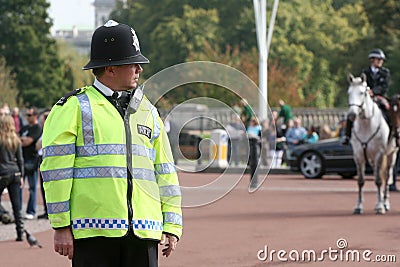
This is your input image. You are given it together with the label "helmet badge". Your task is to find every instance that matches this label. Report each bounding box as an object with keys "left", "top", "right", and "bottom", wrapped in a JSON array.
[
  {"left": 104, "top": 20, "right": 119, "bottom": 27},
  {"left": 131, "top": 28, "right": 140, "bottom": 52}
]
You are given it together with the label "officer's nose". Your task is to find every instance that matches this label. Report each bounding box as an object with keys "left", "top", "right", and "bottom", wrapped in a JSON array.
[{"left": 135, "top": 64, "right": 143, "bottom": 74}]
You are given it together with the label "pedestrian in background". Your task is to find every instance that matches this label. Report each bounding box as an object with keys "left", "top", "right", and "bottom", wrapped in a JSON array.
[
  {"left": 35, "top": 109, "right": 51, "bottom": 219},
  {"left": 241, "top": 98, "right": 253, "bottom": 127},
  {"left": 20, "top": 107, "right": 42, "bottom": 220},
  {"left": 0, "top": 115, "right": 24, "bottom": 241},
  {"left": 332, "top": 117, "right": 346, "bottom": 138},
  {"left": 260, "top": 119, "right": 270, "bottom": 166},
  {"left": 226, "top": 114, "right": 245, "bottom": 166},
  {"left": 41, "top": 20, "right": 182, "bottom": 267},
  {"left": 285, "top": 118, "right": 307, "bottom": 150},
  {"left": 303, "top": 125, "right": 319, "bottom": 144},
  {"left": 278, "top": 99, "right": 293, "bottom": 130},
  {"left": 11, "top": 107, "right": 24, "bottom": 135}
]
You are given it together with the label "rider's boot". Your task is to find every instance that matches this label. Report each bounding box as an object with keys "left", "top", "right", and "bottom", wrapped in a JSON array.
[
  {"left": 391, "top": 125, "right": 399, "bottom": 147},
  {"left": 383, "top": 108, "right": 399, "bottom": 147},
  {"left": 341, "top": 118, "right": 353, "bottom": 145}
]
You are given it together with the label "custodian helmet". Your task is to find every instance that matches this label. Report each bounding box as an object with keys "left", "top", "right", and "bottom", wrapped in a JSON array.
[
  {"left": 83, "top": 20, "right": 149, "bottom": 70},
  {"left": 368, "top": 48, "right": 386, "bottom": 60}
]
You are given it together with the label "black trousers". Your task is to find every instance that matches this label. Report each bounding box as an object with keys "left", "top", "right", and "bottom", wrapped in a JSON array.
[
  {"left": 73, "top": 231, "right": 158, "bottom": 267},
  {"left": 0, "top": 174, "right": 24, "bottom": 235}
]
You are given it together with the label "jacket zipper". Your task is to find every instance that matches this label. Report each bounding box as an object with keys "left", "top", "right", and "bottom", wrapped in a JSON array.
[{"left": 123, "top": 110, "right": 134, "bottom": 233}]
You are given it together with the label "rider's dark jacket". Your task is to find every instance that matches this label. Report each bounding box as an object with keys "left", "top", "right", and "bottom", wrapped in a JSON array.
[{"left": 362, "top": 66, "right": 391, "bottom": 97}]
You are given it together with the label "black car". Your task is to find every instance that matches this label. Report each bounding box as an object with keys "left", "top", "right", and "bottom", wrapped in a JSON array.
[{"left": 286, "top": 138, "right": 366, "bottom": 179}]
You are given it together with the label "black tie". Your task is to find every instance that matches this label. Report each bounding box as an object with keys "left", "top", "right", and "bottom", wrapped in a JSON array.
[
  {"left": 111, "top": 91, "right": 130, "bottom": 117},
  {"left": 111, "top": 92, "right": 124, "bottom": 117}
]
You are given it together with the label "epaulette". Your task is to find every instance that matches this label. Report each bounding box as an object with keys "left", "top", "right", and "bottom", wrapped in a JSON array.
[{"left": 56, "top": 88, "right": 82, "bottom": 106}]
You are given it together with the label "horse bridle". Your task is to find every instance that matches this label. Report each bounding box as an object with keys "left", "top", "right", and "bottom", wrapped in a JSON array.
[
  {"left": 348, "top": 83, "right": 375, "bottom": 120},
  {"left": 349, "top": 82, "right": 381, "bottom": 163}
]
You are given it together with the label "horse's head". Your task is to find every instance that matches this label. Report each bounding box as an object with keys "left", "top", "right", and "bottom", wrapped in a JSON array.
[{"left": 347, "top": 73, "right": 369, "bottom": 121}]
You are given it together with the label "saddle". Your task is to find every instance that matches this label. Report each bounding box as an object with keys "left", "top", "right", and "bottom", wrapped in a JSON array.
[
  {"left": 374, "top": 95, "right": 390, "bottom": 111},
  {"left": 375, "top": 95, "right": 400, "bottom": 146}
]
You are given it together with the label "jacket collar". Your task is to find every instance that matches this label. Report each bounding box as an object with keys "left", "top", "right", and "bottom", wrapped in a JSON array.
[{"left": 93, "top": 78, "right": 121, "bottom": 98}]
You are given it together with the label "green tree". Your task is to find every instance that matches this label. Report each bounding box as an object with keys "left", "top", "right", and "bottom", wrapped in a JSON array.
[
  {"left": 362, "top": 0, "right": 400, "bottom": 95},
  {"left": 110, "top": 0, "right": 399, "bottom": 108},
  {"left": 56, "top": 40, "right": 94, "bottom": 89},
  {"left": 0, "top": 57, "right": 19, "bottom": 108},
  {"left": 270, "top": 0, "right": 370, "bottom": 107},
  {"left": 0, "top": 0, "right": 72, "bottom": 108}
]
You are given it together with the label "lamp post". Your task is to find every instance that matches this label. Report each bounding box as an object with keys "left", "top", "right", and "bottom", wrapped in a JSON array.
[{"left": 253, "top": 0, "right": 279, "bottom": 120}]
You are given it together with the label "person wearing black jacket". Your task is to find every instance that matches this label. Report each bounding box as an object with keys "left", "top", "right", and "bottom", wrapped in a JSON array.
[
  {"left": 342, "top": 48, "right": 393, "bottom": 145},
  {"left": 0, "top": 115, "right": 25, "bottom": 241}
]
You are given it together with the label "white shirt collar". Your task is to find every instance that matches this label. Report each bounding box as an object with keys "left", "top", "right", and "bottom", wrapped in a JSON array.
[
  {"left": 370, "top": 66, "right": 379, "bottom": 74},
  {"left": 93, "top": 78, "right": 121, "bottom": 97}
]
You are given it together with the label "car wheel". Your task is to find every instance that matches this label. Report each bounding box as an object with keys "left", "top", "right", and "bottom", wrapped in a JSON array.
[
  {"left": 299, "top": 151, "right": 324, "bottom": 179},
  {"left": 338, "top": 172, "right": 356, "bottom": 179}
]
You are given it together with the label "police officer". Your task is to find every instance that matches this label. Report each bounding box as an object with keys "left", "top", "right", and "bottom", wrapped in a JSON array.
[
  {"left": 342, "top": 48, "right": 392, "bottom": 145},
  {"left": 40, "top": 20, "right": 182, "bottom": 267}
]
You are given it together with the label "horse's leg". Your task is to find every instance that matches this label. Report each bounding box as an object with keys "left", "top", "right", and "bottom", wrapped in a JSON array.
[
  {"left": 384, "top": 163, "right": 391, "bottom": 211},
  {"left": 384, "top": 148, "right": 397, "bottom": 211},
  {"left": 354, "top": 163, "right": 365, "bottom": 214},
  {"left": 375, "top": 154, "right": 386, "bottom": 214}
]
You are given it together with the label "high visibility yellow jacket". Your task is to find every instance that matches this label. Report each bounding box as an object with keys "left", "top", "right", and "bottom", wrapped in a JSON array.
[{"left": 40, "top": 86, "right": 182, "bottom": 240}]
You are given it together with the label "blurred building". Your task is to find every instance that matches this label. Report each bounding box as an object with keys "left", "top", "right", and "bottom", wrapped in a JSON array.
[
  {"left": 94, "top": 0, "right": 117, "bottom": 28},
  {"left": 53, "top": 26, "right": 92, "bottom": 54},
  {"left": 52, "top": 0, "right": 124, "bottom": 54}
]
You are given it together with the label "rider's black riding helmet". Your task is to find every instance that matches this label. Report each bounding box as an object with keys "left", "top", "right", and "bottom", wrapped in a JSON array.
[{"left": 368, "top": 48, "right": 386, "bottom": 60}]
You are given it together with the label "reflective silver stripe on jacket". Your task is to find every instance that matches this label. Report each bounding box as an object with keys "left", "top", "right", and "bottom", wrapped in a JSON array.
[
  {"left": 42, "top": 168, "right": 74, "bottom": 182},
  {"left": 163, "top": 212, "right": 183, "bottom": 226},
  {"left": 159, "top": 185, "right": 181, "bottom": 197},
  {"left": 43, "top": 143, "right": 156, "bottom": 161},
  {"left": 149, "top": 104, "right": 160, "bottom": 144},
  {"left": 74, "top": 167, "right": 127, "bottom": 179},
  {"left": 155, "top": 163, "right": 176, "bottom": 175},
  {"left": 132, "top": 144, "right": 156, "bottom": 161},
  {"left": 76, "top": 144, "right": 125, "bottom": 156},
  {"left": 131, "top": 168, "right": 156, "bottom": 182},
  {"left": 42, "top": 166, "right": 158, "bottom": 181},
  {"left": 43, "top": 144, "right": 75, "bottom": 158},
  {"left": 47, "top": 200, "right": 70, "bottom": 214},
  {"left": 77, "top": 93, "right": 95, "bottom": 145}
]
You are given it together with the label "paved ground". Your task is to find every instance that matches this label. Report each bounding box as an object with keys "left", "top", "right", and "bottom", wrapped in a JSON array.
[{"left": 1, "top": 171, "right": 399, "bottom": 267}]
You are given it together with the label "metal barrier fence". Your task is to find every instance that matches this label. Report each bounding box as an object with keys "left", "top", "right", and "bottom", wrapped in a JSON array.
[{"left": 164, "top": 107, "right": 348, "bottom": 131}]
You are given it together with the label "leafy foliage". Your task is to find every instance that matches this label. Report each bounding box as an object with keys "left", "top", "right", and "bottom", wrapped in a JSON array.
[
  {"left": 0, "top": 0, "right": 72, "bottom": 108},
  {"left": 2, "top": 0, "right": 399, "bottom": 109},
  {"left": 0, "top": 57, "right": 19, "bottom": 108},
  {"left": 111, "top": 0, "right": 400, "bottom": 109}
]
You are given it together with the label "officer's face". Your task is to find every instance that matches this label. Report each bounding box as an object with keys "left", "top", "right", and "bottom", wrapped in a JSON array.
[
  {"left": 371, "top": 58, "right": 383, "bottom": 68},
  {"left": 114, "top": 63, "right": 143, "bottom": 90}
]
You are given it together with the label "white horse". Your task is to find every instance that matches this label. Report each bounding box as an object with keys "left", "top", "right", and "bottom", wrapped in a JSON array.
[{"left": 347, "top": 73, "right": 398, "bottom": 214}]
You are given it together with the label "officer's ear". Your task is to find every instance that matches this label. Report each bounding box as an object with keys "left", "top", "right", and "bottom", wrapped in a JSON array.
[{"left": 104, "top": 66, "right": 117, "bottom": 76}]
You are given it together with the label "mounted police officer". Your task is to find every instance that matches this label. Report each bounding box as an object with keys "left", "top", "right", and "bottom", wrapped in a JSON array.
[
  {"left": 342, "top": 48, "right": 394, "bottom": 145},
  {"left": 41, "top": 20, "right": 182, "bottom": 267}
]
